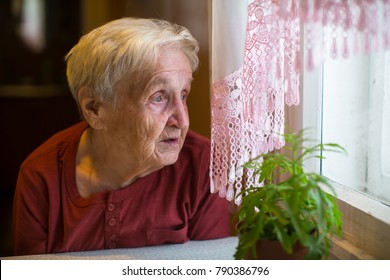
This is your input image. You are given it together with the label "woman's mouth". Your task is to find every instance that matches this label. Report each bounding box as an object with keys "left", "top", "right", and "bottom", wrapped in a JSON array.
[{"left": 161, "top": 138, "right": 179, "bottom": 146}]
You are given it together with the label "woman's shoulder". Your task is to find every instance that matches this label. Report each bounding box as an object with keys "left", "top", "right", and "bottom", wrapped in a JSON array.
[
  {"left": 21, "top": 121, "right": 88, "bottom": 169},
  {"left": 177, "top": 130, "right": 210, "bottom": 168},
  {"left": 183, "top": 130, "right": 210, "bottom": 150}
]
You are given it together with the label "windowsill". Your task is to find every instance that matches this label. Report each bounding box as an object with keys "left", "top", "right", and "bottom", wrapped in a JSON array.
[
  {"left": 332, "top": 182, "right": 390, "bottom": 225},
  {"left": 329, "top": 236, "right": 376, "bottom": 260},
  {"left": 328, "top": 181, "right": 390, "bottom": 259}
]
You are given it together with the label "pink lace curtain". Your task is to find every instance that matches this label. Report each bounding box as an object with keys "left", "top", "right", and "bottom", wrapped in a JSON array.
[{"left": 210, "top": 0, "right": 390, "bottom": 204}]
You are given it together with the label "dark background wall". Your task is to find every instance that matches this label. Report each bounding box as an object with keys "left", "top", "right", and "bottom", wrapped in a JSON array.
[{"left": 0, "top": 0, "right": 210, "bottom": 257}]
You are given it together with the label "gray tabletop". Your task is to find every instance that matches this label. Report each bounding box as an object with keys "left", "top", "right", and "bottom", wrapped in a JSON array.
[{"left": 2, "top": 237, "right": 238, "bottom": 260}]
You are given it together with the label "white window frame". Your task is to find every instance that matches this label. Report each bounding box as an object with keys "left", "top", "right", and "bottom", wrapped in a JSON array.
[{"left": 301, "top": 61, "right": 390, "bottom": 259}]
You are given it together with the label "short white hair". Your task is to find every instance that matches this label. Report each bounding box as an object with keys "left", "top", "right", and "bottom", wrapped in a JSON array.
[{"left": 65, "top": 17, "right": 199, "bottom": 108}]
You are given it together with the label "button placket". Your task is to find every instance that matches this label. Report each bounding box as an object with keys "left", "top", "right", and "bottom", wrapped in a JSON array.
[{"left": 105, "top": 201, "right": 120, "bottom": 249}]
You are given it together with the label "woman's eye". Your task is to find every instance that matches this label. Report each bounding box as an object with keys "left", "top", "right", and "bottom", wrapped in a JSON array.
[
  {"left": 152, "top": 94, "right": 165, "bottom": 103},
  {"left": 181, "top": 91, "right": 189, "bottom": 101}
]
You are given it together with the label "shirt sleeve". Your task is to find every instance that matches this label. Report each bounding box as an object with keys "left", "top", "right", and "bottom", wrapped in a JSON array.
[{"left": 12, "top": 168, "right": 49, "bottom": 255}]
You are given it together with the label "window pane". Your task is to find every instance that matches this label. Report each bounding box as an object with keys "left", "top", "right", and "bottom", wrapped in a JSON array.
[{"left": 322, "top": 52, "right": 390, "bottom": 205}]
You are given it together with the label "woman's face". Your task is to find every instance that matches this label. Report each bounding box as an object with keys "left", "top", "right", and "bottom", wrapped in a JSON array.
[{"left": 97, "top": 47, "right": 193, "bottom": 173}]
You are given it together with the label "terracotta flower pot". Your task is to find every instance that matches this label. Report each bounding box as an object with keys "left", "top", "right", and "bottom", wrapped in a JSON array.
[{"left": 247, "top": 239, "right": 307, "bottom": 260}]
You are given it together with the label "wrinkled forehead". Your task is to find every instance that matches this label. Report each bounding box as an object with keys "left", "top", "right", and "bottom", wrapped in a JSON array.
[{"left": 122, "top": 47, "right": 193, "bottom": 92}]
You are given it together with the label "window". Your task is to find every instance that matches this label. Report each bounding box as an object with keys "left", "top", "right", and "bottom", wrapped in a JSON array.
[
  {"left": 302, "top": 38, "right": 390, "bottom": 259},
  {"left": 322, "top": 52, "right": 390, "bottom": 207}
]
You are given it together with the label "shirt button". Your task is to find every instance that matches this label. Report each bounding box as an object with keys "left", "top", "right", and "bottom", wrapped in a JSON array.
[
  {"left": 108, "top": 242, "right": 117, "bottom": 249},
  {"left": 108, "top": 218, "right": 116, "bottom": 226},
  {"left": 109, "top": 234, "right": 117, "bottom": 241},
  {"left": 107, "top": 203, "right": 115, "bottom": 212}
]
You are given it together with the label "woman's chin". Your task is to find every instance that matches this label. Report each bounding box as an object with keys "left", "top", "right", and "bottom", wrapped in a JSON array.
[{"left": 155, "top": 150, "right": 180, "bottom": 167}]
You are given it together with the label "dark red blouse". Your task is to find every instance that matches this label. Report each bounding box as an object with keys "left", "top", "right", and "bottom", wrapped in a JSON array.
[{"left": 12, "top": 122, "right": 231, "bottom": 255}]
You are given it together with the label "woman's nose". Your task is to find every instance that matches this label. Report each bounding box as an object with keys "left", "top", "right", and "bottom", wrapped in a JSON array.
[{"left": 166, "top": 98, "right": 189, "bottom": 129}]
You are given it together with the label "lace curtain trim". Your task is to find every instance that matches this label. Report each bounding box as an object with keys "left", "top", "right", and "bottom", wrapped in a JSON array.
[{"left": 210, "top": 0, "right": 390, "bottom": 204}]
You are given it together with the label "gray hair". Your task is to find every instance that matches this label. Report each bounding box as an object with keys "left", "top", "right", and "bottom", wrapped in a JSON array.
[{"left": 65, "top": 17, "right": 199, "bottom": 108}]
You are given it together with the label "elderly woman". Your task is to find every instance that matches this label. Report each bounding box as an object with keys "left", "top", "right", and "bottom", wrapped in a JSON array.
[{"left": 12, "top": 18, "right": 231, "bottom": 255}]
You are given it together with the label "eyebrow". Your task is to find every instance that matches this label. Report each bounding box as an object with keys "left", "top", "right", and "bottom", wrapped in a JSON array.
[
  {"left": 145, "top": 76, "right": 194, "bottom": 91},
  {"left": 146, "top": 77, "right": 168, "bottom": 90}
]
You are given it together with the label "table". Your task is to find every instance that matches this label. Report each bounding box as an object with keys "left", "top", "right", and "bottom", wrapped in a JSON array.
[{"left": 1, "top": 237, "right": 238, "bottom": 260}]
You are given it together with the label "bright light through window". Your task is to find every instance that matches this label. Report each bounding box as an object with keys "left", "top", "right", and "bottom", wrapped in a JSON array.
[{"left": 321, "top": 51, "right": 390, "bottom": 206}]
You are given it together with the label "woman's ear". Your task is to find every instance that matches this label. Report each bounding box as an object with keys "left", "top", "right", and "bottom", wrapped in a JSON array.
[{"left": 78, "top": 87, "right": 105, "bottom": 129}]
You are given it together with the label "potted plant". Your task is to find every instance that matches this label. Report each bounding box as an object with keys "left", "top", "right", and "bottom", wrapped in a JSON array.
[{"left": 234, "top": 129, "right": 345, "bottom": 260}]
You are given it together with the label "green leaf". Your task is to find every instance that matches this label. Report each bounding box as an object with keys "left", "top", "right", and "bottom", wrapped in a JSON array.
[{"left": 235, "top": 129, "right": 345, "bottom": 259}]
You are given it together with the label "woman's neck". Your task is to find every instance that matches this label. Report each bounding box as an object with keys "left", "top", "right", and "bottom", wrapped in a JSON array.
[{"left": 76, "top": 128, "right": 138, "bottom": 197}]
